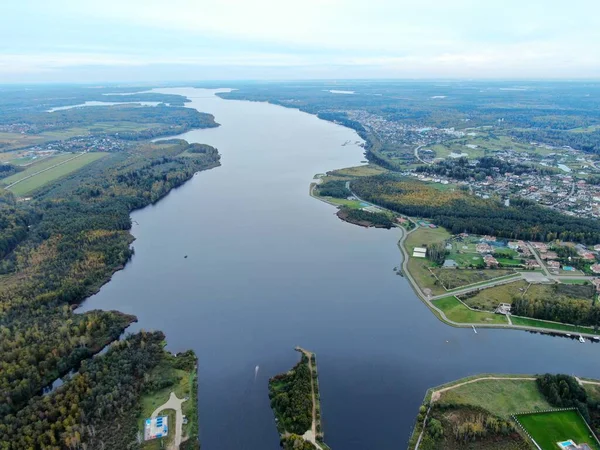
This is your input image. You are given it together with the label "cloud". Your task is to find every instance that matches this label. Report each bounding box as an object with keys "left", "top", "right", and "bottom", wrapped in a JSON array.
[{"left": 1, "top": 0, "right": 599, "bottom": 81}]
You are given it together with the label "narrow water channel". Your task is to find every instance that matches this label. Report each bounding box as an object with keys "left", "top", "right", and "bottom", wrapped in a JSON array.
[{"left": 78, "top": 88, "right": 600, "bottom": 450}]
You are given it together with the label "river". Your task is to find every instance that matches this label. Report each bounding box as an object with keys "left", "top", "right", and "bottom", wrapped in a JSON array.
[{"left": 77, "top": 88, "right": 600, "bottom": 450}]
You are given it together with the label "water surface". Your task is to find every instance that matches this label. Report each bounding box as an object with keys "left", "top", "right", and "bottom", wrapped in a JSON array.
[{"left": 79, "top": 88, "right": 600, "bottom": 450}]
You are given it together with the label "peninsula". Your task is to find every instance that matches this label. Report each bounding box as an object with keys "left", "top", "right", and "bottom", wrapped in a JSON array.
[
  {"left": 269, "top": 348, "right": 330, "bottom": 450},
  {"left": 409, "top": 373, "right": 600, "bottom": 450}
]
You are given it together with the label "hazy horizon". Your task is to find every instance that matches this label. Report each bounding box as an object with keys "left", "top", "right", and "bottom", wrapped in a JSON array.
[{"left": 2, "top": 0, "right": 599, "bottom": 83}]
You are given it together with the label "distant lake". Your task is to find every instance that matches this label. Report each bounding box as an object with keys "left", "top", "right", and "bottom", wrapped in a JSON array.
[
  {"left": 46, "top": 101, "right": 162, "bottom": 112},
  {"left": 78, "top": 88, "right": 600, "bottom": 450}
]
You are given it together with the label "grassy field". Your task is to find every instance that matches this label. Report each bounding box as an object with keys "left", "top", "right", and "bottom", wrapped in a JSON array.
[
  {"left": 460, "top": 280, "right": 529, "bottom": 311},
  {"left": 5, "top": 153, "right": 107, "bottom": 196},
  {"left": 432, "top": 268, "right": 517, "bottom": 291},
  {"left": 405, "top": 227, "right": 451, "bottom": 295},
  {"left": 138, "top": 357, "right": 196, "bottom": 450},
  {"left": 330, "top": 164, "right": 386, "bottom": 178},
  {"left": 0, "top": 153, "right": 76, "bottom": 184},
  {"left": 560, "top": 279, "right": 592, "bottom": 285},
  {"left": 516, "top": 410, "right": 600, "bottom": 450},
  {"left": 437, "top": 379, "right": 551, "bottom": 418},
  {"left": 432, "top": 296, "right": 508, "bottom": 324},
  {"left": 510, "top": 316, "right": 596, "bottom": 334}
]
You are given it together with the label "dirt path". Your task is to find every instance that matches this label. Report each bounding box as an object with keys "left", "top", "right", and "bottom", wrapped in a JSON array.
[
  {"left": 296, "top": 348, "right": 324, "bottom": 450},
  {"left": 151, "top": 392, "right": 187, "bottom": 450},
  {"left": 415, "top": 376, "right": 535, "bottom": 449},
  {"left": 430, "top": 376, "right": 536, "bottom": 403}
]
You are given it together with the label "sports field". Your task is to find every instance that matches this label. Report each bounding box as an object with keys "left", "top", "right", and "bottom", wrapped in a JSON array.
[{"left": 516, "top": 410, "right": 600, "bottom": 450}]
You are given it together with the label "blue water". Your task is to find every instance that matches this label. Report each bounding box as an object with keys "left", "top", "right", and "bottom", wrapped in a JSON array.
[{"left": 77, "top": 88, "right": 600, "bottom": 450}]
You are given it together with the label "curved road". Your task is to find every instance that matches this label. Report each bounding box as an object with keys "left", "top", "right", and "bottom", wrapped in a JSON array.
[
  {"left": 152, "top": 392, "right": 187, "bottom": 450},
  {"left": 342, "top": 181, "right": 598, "bottom": 337}
]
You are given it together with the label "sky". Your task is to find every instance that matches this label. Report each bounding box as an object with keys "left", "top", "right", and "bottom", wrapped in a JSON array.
[{"left": 1, "top": 0, "right": 599, "bottom": 82}]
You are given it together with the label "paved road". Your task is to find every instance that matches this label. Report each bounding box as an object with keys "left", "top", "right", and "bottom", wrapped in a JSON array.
[
  {"left": 413, "top": 145, "right": 430, "bottom": 165},
  {"left": 152, "top": 392, "right": 187, "bottom": 450},
  {"left": 325, "top": 182, "right": 598, "bottom": 337}
]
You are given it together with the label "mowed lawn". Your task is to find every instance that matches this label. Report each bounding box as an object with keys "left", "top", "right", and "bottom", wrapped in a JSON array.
[
  {"left": 438, "top": 378, "right": 551, "bottom": 418},
  {"left": 433, "top": 296, "right": 508, "bottom": 324},
  {"left": 517, "top": 410, "right": 600, "bottom": 450},
  {"left": 6, "top": 153, "right": 107, "bottom": 196}
]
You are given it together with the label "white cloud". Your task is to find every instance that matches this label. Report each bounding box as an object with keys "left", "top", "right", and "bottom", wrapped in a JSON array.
[{"left": 2, "top": 0, "right": 600, "bottom": 80}]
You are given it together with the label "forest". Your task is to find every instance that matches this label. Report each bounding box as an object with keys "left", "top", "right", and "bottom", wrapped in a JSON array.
[
  {"left": 537, "top": 374, "right": 599, "bottom": 425},
  {"left": 511, "top": 290, "right": 600, "bottom": 327},
  {"left": 0, "top": 331, "right": 194, "bottom": 450},
  {"left": 351, "top": 175, "right": 600, "bottom": 244},
  {"left": 269, "top": 354, "right": 313, "bottom": 436},
  {"left": 414, "top": 156, "right": 546, "bottom": 180},
  {"left": 0, "top": 137, "right": 220, "bottom": 446}
]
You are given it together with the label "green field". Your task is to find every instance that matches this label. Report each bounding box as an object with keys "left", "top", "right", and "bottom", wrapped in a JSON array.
[
  {"left": 432, "top": 296, "right": 508, "bottom": 324},
  {"left": 1, "top": 153, "right": 76, "bottom": 184},
  {"left": 510, "top": 316, "right": 596, "bottom": 335},
  {"left": 405, "top": 227, "right": 451, "bottom": 295},
  {"left": 437, "top": 378, "right": 551, "bottom": 418},
  {"left": 5, "top": 153, "right": 107, "bottom": 195},
  {"left": 138, "top": 358, "right": 197, "bottom": 450},
  {"left": 433, "top": 268, "right": 517, "bottom": 291},
  {"left": 516, "top": 410, "right": 600, "bottom": 450},
  {"left": 461, "top": 280, "right": 529, "bottom": 310}
]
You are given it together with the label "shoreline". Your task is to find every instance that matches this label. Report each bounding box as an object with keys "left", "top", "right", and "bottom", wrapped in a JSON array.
[{"left": 310, "top": 176, "right": 600, "bottom": 339}]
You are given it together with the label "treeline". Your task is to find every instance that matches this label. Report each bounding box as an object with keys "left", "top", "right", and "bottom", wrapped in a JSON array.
[
  {"left": 512, "top": 293, "right": 600, "bottom": 327},
  {"left": 0, "top": 139, "right": 220, "bottom": 426},
  {"left": 337, "top": 207, "right": 394, "bottom": 229},
  {"left": 14, "top": 104, "right": 218, "bottom": 137},
  {"left": 414, "top": 156, "right": 540, "bottom": 180},
  {"left": 317, "top": 112, "right": 365, "bottom": 133},
  {"left": 510, "top": 128, "right": 600, "bottom": 155},
  {"left": 317, "top": 180, "right": 349, "bottom": 198},
  {"left": 537, "top": 374, "right": 597, "bottom": 423},
  {"left": 0, "top": 190, "right": 35, "bottom": 260},
  {"left": 0, "top": 331, "right": 166, "bottom": 450},
  {"left": 0, "top": 164, "right": 23, "bottom": 178},
  {"left": 281, "top": 435, "right": 317, "bottom": 450},
  {"left": 351, "top": 175, "right": 600, "bottom": 244},
  {"left": 269, "top": 354, "right": 313, "bottom": 435}
]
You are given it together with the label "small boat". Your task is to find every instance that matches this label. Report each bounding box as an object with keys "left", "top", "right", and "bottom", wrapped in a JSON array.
[
  {"left": 593, "top": 336, "right": 600, "bottom": 341},
  {"left": 579, "top": 335, "right": 586, "bottom": 343},
  {"left": 184, "top": 255, "right": 188, "bottom": 259},
  {"left": 472, "top": 325, "right": 477, "bottom": 334},
  {"left": 566, "top": 334, "right": 572, "bottom": 337}
]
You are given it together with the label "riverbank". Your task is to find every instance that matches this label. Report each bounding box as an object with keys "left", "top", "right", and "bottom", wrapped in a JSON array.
[
  {"left": 408, "top": 374, "right": 600, "bottom": 450},
  {"left": 310, "top": 171, "right": 600, "bottom": 339}
]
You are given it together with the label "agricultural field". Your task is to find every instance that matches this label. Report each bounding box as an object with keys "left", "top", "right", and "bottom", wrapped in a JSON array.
[
  {"left": 1, "top": 153, "right": 77, "bottom": 184},
  {"left": 509, "top": 316, "right": 596, "bottom": 335},
  {"left": 516, "top": 410, "right": 600, "bottom": 450},
  {"left": 3, "top": 152, "right": 107, "bottom": 196},
  {"left": 432, "top": 296, "right": 508, "bottom": 325}
]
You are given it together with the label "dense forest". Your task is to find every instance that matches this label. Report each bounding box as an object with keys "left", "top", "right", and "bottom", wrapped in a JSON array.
[
  {"left": 0, "top": 331, "right": 177, "bottom": 450},
  {"left": 351, "top": 175, "right": 600, "bottom": 244},
  {"left": 269, "top": 354, "right": 313, "bottom": 436},
  {"left": 0, "top": 137, "right": 219, "bottom": 446},
  {"left": 414, "top": 156, "right": 544, "bottom": 180},
  {"left": 537, "top": 374, "right": 599, "bottom": 424},
  {"left": 337, "top": 207, "right": 394, "bottom": 229},
  {"left": 316, "top": 179, "right": 349, "bottom": 198},
  {"left": 511, "top": 286, "right": 599, "bottom": 327}
]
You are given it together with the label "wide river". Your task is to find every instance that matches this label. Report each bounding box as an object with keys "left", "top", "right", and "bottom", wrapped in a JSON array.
[{"left": 79, "top": 88, "right": 600, "bottom": 450}]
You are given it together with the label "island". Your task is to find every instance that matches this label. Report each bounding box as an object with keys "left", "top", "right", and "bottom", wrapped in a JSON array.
[
  {"left": 408, "top": 373, "right": 600, "bottom": 450},
  {"left": 269, "top": 347, "right": 330, "bottom": 450}
]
